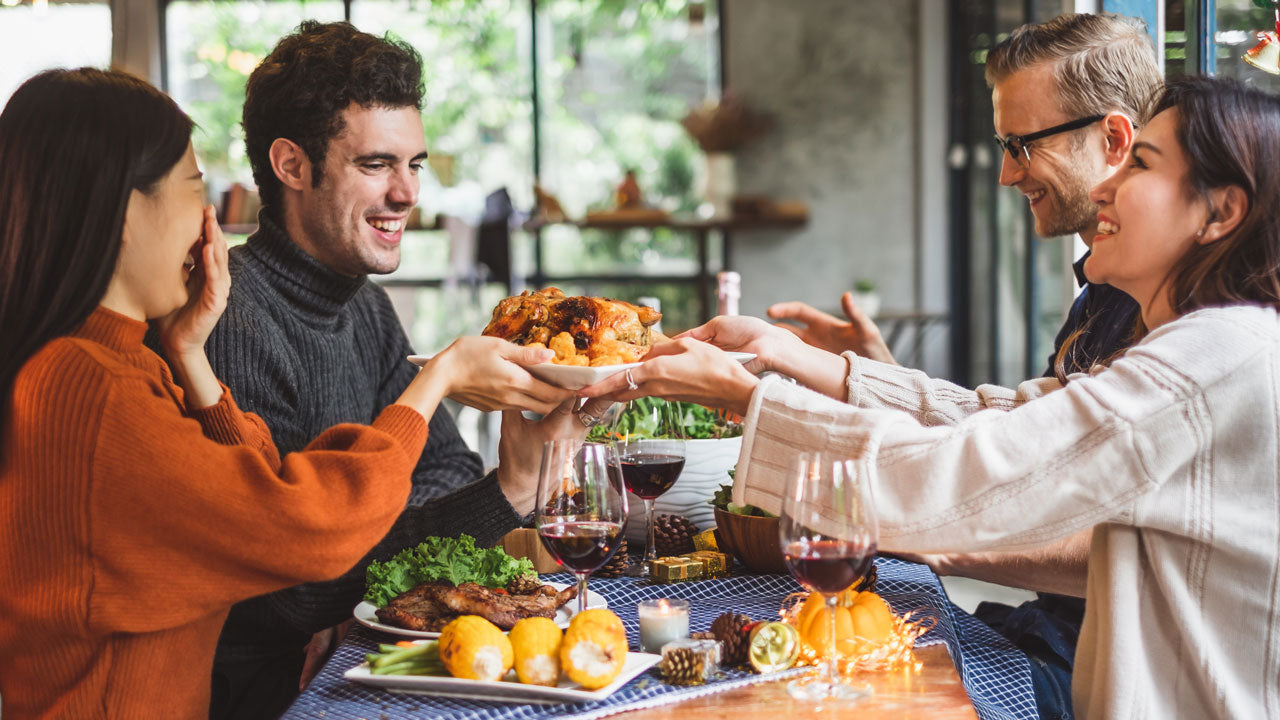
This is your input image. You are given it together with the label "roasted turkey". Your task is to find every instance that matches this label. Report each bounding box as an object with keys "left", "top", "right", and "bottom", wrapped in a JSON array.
[{"left": 482, "top": 287, "right": 662, "bottom": 365}]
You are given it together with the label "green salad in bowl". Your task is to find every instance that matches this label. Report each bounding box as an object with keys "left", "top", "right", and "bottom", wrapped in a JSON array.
[{"left": 587, "top": 397, "right": 743, "bottom": 442}]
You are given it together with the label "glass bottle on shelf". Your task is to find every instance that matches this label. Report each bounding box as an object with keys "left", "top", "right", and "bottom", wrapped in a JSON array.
[{"left": 716, "top": 271, "right": 740, "bottom": 316}]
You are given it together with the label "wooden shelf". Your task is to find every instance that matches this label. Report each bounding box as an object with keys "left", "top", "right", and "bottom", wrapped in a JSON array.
[
  {"left": 523, "top": 212, "right": 807, "bottom": 232},
  {"left": 218, "top": 213, "right": 446, "bottom": 237}
]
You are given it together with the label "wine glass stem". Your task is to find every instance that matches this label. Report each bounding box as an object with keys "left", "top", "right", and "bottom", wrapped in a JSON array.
[
  {"left": 825, "top": 593, "right": 840, "bottom": 687},
  {"left": 644, "top": 498, "right": 657, "bottom": 564},
  {"left": 575, "top": 572, "right": 589, "bottom": 615}
]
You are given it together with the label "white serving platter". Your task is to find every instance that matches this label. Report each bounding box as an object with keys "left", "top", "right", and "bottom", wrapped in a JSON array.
[{"left": 344, "top": 647, "right": 660, "bottom": 704}]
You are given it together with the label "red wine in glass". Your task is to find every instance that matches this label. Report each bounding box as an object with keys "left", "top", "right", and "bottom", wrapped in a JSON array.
[
  {"left": 538, "top": 521, "right": 624, "bottom": 573},
  {"left": 619, "top": 453, "right": 686, "bottom": 500},
  {"left": 783, "top": 539, "right": 876, "bottom": 594},
  {"left": 779, "top": 454, "right": 879, "bottom": 702}
]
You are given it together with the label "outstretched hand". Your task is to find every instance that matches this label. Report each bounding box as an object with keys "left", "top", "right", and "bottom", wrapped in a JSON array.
[
  {"left": 577, "top": 337, "right": 759, "bottom": 417},
  {"left": 767, "top": 291, "right": 895, "bottom": 365},
  {"left": 431, "top": 338, "right": 575, "bottom": 415},
  {"left": 155, "top": 206, "right": 230, "bottom": 359},
  {"left": 677, "top": 314, "right": 801, "bottom": 375}
]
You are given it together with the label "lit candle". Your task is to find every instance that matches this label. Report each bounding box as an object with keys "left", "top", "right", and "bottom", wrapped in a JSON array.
[{"left": 637, "top": 598, "right": 690, "bottom": 653}]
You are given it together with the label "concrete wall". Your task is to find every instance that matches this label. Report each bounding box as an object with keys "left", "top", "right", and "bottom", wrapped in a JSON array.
[{"left": 725, "top": 0, "right": 950, "bottom": 375}]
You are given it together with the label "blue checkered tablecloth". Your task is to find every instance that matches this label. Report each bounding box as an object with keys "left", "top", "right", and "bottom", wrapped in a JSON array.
[{"left": 283, "top": 558, "right": 1036, "bottom": 720}]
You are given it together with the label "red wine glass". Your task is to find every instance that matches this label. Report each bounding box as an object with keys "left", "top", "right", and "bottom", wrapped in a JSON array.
[
  {"left": 535, "top": 439, "right": 629, "bottom": 614},
  {"left": 612, "top": 399, "right": 686, "bottom": 576},
  {"left": 779, "top": 453, "right": 879, "bottom": 702}
]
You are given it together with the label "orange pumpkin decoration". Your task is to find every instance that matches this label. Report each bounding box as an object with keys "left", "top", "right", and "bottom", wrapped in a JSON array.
[{"left": 796, "top": 589, "right": 895, "bottom": 657}]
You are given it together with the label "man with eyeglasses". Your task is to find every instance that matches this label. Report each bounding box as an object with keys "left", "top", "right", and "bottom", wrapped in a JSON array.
[{"left": 768, "top": 13, "right": 1162, "bottom": 720}]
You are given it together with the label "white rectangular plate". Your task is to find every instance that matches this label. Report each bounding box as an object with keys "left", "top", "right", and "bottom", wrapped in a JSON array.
[
  {"left": 344, "top": 649, "right": 661, "bottom": 703},
  {"left": 353, "top": 583, "right": 607, "bottom": 639},
  {"left": 408, "top": 351, "right": 755, "bottom": 391}
]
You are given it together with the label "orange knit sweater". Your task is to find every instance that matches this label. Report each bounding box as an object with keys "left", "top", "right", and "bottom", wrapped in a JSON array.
[{"left": 0, "top": 307, "right": 427, "bottom": 719}]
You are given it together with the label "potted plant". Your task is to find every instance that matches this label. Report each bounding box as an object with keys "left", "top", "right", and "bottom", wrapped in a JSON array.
[{"left": 851, "top": 279, "right": 881, "bottom": 319}]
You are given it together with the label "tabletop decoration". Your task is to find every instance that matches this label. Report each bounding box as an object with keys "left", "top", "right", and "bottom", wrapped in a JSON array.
[
  {"left": 649, "top": 556, "right": 703, "bottom": 583},
  {"left": 637, "top": 599, "right": 690, "bottom": 653},
  {"left": 595, "top": 538, "right": 631, "bottom": 578},
  {"left": 653, "top": 514, "right": 698, "bottom": 556},
  {"left": 709, "top": 611, "right": 754, "bottom": 666},
  {"left": 780, "top": 589, "right": 934, "bottom": 675},
  {"left": 746, "top": 621, "right": 801, "bottom": 673},
  {"left": 658, "top": 638, "right": 721, "bottom": 685},
  {"left": 284, "top": 560, "right": 1040, "bottom": 720}
]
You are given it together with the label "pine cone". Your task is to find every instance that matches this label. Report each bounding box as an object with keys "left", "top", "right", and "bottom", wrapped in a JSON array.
[
  {"left": 653, "top": 514, "right": 698, "bottom": 557},
  {"left": 659, "top": 646, "right": 705, "bottom": 685},
  {"left": 710, "top": 611, "right": 754, "bottom": 666},
  {"left": 596, "top": 538, "right": 630, "bottom": 578},
  {"left": 506, "top": 574, "right": 542, "bottom": 595},
  {"left": 853, "top": 563, "right": 878, "bottom": 594}
]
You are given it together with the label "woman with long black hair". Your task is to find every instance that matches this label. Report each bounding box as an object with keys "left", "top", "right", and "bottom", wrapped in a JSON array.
[{"left": 0, "top": 68, "right": 572, "bottom": 717}]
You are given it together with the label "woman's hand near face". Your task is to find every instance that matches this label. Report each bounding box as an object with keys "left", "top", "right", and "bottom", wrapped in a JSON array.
[
  {"left": 156, "top": 206, "right": 231, "bottom": 409},
  {"left": 395, "top": 337, "right": 575, "bottom": 419},
  {"left": 155, "top": 206, "right": 230, "bottom": 359},
  {"left": 578, "top": 337, "right": 760, "bottom": 416}
]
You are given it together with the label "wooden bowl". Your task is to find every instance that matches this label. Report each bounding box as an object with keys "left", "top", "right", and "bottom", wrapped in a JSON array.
[{"left": 713, "top": 507, "right": 787, "bottom": 574}]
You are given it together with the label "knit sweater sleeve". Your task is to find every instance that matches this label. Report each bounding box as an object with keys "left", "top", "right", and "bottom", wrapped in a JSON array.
[
  {"left": 842, "top": 351, "right": 1064, "bottom": 426},
  {"left": 86, "top": 373, "right": 427, "bottom": 634},
  {"left": 182, "top": 383, "right": 282, "bottom": 467},
  {"left": 264, "top": 471, "right": 521, "bottom": 634},
  {"left": 735, "top": 309, "right": 1266, "bottom": 555}
]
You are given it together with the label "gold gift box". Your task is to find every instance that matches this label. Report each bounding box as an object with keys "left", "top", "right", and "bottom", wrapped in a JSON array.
[
  {"left": 685, "top": 550, "right": 730, "bottom": 578},
  {"left": 650, "top": 556, "right": 704, "bottom": 583},
  {"left": 692, "top": 528, "right": 719, "bottom": 551}
]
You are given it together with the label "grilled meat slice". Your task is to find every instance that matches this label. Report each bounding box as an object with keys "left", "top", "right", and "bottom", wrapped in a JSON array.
[
  {"left": 372, "top": 581, "right": 581, "bottom": 633},
  {"left": 374, "top": 582, "right": 453, "bottom": 632},
  {"left": 437, "top": 582, "right": 579, "bottom": 630}
]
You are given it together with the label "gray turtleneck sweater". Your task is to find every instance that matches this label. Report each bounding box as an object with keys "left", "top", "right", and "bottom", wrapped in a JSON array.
[{"left": 203, "top": 214, "right": 520, "bottom": 663}]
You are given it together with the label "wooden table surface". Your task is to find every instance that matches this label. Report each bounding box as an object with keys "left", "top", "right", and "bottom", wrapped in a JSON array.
[{"left": 613, "top": 645, "right": 977, "bottom": 720}]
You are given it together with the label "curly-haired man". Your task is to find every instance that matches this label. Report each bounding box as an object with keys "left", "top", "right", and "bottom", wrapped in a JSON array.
[{"left": 201, "top": 22, "right": 583, "bottom": 719}]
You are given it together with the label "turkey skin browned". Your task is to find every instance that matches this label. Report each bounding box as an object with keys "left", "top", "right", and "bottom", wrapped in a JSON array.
[{"left": 482, "top": 287, "right": 662, "bottom": 365}]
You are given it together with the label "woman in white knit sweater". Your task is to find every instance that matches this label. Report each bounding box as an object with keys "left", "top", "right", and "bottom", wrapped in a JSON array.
[{"left": 583, "top": 76, "right": 1280, "bottom": 719}]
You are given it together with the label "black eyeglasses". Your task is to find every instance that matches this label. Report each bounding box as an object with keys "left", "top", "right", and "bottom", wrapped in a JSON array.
[{"left": 994, "top": 115, "right": 1105, "bottom": 169}]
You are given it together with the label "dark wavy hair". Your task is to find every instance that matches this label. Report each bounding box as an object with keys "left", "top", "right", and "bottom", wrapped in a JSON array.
[
  {"left": 1054, "top": 75, "right": 1280, "bottom": 381},
  {"left": 243, "top": 21, "right": 425, "bottom": 213},
  {"left": 0, "top": 68, "right": 193, "bottom": 407}
]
